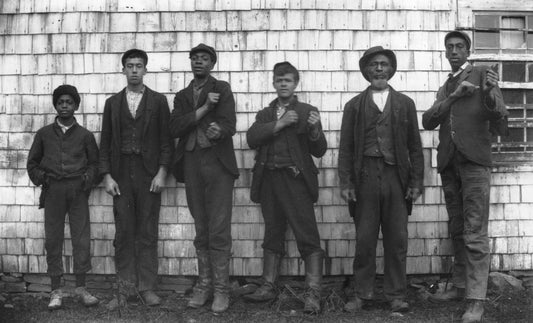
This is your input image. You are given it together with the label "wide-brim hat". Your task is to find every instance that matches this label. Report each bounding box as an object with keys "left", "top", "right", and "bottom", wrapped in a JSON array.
[
  {"left": 359, "top": 46, "right": 397, "bottom": 82},
  {"left": 189, "top": 43, "right": 217, "bottom": 64},
  {"left": 444, "top": 31, "right": 471, "bottom": 50}
]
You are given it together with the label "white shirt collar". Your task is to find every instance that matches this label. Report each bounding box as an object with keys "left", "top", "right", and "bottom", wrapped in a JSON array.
[
  {"left": 371, "top": 87, "right": 390, "bottom": 112},
  {"left": 451, "top": 62, "right": 470, "bottom": 78}
]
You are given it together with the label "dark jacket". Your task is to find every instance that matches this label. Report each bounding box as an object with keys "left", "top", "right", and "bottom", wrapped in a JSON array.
[
  {"left": 422, "top": 64, "right": 508, "bottom": 172},
  {"left": 169, "top": 75, "right": 239, "bottom": 182},
  {"left": 247, "top": 97, "right": 328, "bottom": 203},
  {"left": 338, "top": 86, "right": 424, "bottom": 194},
  {"left": 99, "top": 86, "right": 172, "bottom": 179},
  {"left": 27, "top": 119, "right": 99, "bottom": 207}
]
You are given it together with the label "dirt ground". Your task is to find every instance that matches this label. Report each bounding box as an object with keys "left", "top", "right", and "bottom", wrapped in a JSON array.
[{"left": 1, "top": 280, "right": 532, "bottom": 323}]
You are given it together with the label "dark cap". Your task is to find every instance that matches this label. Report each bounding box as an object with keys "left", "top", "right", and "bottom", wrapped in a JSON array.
[
  {"left": 121, "top": 48, "right": 148, "bottom": 67},
  {"left": 445, "top": 31, "right": 471, "bottom": 50},
  {"left": 53, "top": 84, "right": 80, "bottom": 106},
  {"left": 189, "top": 43, "right": 217, "bottom": 64},
  {"left": 359, "top": 46, "right": 397, "bottom": 82}
]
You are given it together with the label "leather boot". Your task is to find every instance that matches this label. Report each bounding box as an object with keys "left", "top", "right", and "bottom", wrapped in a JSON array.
[
  {"left": 244, "top": 249, "right": 281, "bottom": 302},
  {"left": 210, "top": 250, "right": 231, "bottom": 313},
  {"left": 188, "top": 250, "right": 213, "bottom": 308},
  {"left": 462, "top": 300, "right": 484, "bottom": 323},
  {"left": 428, "top": 286, "right": 465, "bottom": 303},
  {"left": 303, "top": 252, "right": 323, "bottom": 314}
]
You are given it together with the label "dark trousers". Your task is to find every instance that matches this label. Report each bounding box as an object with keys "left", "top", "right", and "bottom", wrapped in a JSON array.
[
  {"left": 353, "top": 157, "right": 408, "bottom": 300},
  {"left": 44, "top": 177, "right": 91, "bottom": 277},
  {"left": 113, "top": 154, "right": 161, "bottom": 292},
  {"left": 184, "top": 148, "right": 234, "bottom": 253},
  {"left": 440, "top": 152, "right": 491, "bottom": 300},
  {"left": 259, "top": 168, "right": 323, "bottom": 258}
]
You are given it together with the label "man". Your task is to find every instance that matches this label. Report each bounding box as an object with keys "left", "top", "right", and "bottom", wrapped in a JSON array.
[
  {"left": 169, "top": 44, "right": 239, "bottom": 313},
  {"left": 99, "top": 49, "right": 172, "bottom": 306},
  {"left": 423, "top": 31, "right": 508, "bottom": 323},
  {"left": 338, "top": 46, "right": 424, "bottom": 313},
  {"left": 27, "top": 85, "right": 99, "bottom": 310},
  {"left": 244, "top": 62, "right": 327, "bottom": 313}
]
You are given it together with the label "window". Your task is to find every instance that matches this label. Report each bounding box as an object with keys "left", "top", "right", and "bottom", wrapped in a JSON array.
[{"left": 472, "top": 12, "right": 533, "bottom": 164}]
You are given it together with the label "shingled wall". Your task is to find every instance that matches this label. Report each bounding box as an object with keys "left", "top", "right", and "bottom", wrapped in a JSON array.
[{"left": 0, "top": 0, "right": 532, "bottom": 278}]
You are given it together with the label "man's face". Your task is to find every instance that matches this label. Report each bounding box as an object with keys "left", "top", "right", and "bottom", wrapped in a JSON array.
[
  {"left": 54, "top": 94, "right": 78, "bottom": 120},
  {"left": 445, "top": 37, "right": 470, "bottom": 72},
  {"left": 273, "top": 73, "right": 298, "bottom": 100},
  {"left": 190, "top": 51, "right": 214, "bottom": 77},
  {"left": 366, "top": 54, "right": 392, "bottom": 91},
  {"left": 122, "top": 57, "right": 147, "bottom": 86}
]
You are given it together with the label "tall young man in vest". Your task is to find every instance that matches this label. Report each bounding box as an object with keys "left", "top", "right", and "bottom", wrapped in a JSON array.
[{"left": 99, "top": 49, "right": 172, "bottom": 307}]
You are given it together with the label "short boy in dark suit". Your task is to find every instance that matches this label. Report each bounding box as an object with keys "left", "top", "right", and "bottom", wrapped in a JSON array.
[
  {"left": 245, "top": 62, "right": 327, "bottom": 313},
  {"left": 27, "top": 84, "right": 100, "bottom": 310}
]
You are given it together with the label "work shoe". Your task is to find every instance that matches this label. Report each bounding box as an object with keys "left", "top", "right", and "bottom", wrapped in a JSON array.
[
  {"left": 428, "top": 286, "right": 465, "bottom": 303},
  {"left": 210, "top": 250, "right": 231, "bottom": 313},
  {"left": 74, "top": 286, "right": 99, "bottom": 307},
  {"left": 244, "top": 249, "right": 281, "bottom": 302},
  {"left": 303, "top": 252, "right": 324, "bottom": 314},
  {"left": 390, "top": 299, "right": 409, "bottom": 313},
  {"left": 343, "top": 296, "right": 364, "bottom": 312},
  {"left": 141, "top": 290, "right": 161, "bottom": 306},
  {"left": 462, "top": 300, "right": 484, "bottom": 323},
  {"left": 303, "top": 287, "right": 321, "bottom": 314},
  {"left": 188, "top": 250, "right": 213, "bottom": 308},
  {"left": 48, "top": 289, "right": 62, "bottom": 310}
]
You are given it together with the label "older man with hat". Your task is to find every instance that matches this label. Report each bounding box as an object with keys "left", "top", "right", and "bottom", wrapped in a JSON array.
[
  {"left": 338, "top": 46, "right": 424, "bottom": 313},
  {"left": 169, "top": 43, "right": 239, "bottom": 313},
  {"left": 423, "top": 31, "right": 508, "bottom": 323}
]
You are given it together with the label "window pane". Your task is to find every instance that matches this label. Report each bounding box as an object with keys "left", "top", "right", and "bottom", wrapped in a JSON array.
[
  {"left": 529, "top": 64, "right": 533, "bottom": 82},
  {"left": 527, "top": 128, "right": 533, "bottom": 141},
  {"left": 502, "top": 62, "right": 526, "bottom": 82},
  {"left": 527, "top": 104, "right": 533, "bottom": 118},
  {"left": 476, "top": 15, "right": 499, "bottom": 28},
  {"left": 527, "top": 91, "right": 533, "bottom": 103},
  {"left": 475, "top": 31, "right": 500, "bottom": 48},
  {"left": 528, "top": 33, "right": 533, "bottom": 49},
  {"left": 501, "top": 128, "right": 524, "bottom": 142},
  {"left": 502, "top": 89, "right": 524, "bottom": 104},
  {"left": 502, "top": 17, "right": 526, "bottom": 49},
  {"left": 507, "top": 107, "right": 525, "bottom": 119}
]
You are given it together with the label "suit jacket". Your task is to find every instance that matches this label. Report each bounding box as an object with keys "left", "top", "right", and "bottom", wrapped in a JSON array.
[
  {"left": 247, "top": 97, "right": 328, "bottom": 203},
  {"left": 169, "top": 75, "right": 239, "bottom": 182},
  {"left": 99, "top": 86, "right": 172, "bottom": 179},
  {"left": 422, "top": 64, "right": 508, "bottom": 172},
  {"left": 338, "top": 86, "right": 424, "bottom": 194}
]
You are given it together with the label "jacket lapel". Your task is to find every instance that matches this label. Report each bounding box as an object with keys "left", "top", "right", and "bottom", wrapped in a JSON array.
[
  {"left": 113, "top": 89, "right": 126, "bottom": 145},
  {"left": 457, "top": 64, "right": 473, "bottom": 85},
  {"left": 142, "top": 87, "right": 154, "bottom": 135}
]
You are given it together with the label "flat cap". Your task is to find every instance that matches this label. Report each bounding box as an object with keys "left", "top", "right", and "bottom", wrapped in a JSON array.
[
  {"left": 359, "top": 46, "right": 397, "bottom": 82},
  {"left": 445, "top": 31, "right": 471, "bottom": 50},
  {"left": 189, "top": 43, "right": 217, "bottom": 64}
]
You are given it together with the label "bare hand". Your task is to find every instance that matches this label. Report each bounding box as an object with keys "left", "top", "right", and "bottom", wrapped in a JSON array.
[
  {"left": 451, "top": 80, "right": 479, "bottom": 98},
  {"left": 307, "top": 111, "right": 321, "bottom": 128},
  {"left": 483, "top": 68, "right": 499, "bottom": 95},
  {"left": 278, "top": 110, "right": 298, "bottom": 128},
  {"left": 405, "top": 187, "right": 421, "bottom": 201},
  {"left": 206, "top": 92, "right": 220, "bottom": 110},
  {"left": 341, "top": 188, "right": 356, "bottom": 202},
  {"left": 206, "top": 122, "right": 222, "bottom": 140},
  {"left": 150, "top": 169, "right": 167, "bottom": 193},
  {"left": 104, "top": 174, "right": 120, "bottom": 196}
]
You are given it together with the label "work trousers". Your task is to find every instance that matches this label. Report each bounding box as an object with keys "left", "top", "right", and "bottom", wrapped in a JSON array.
[
  {"left": 353, "top": 157, "right": 408, "bottom": 300},
  {"left": 184, "top": 148, "right": 234, "bottom": 253},
  {"left": 113, "top": 154, "right": 161, "bottom": 292},
  {"left": 440, "top": 151, "right": 491, "bottom": 300},
  {"left": 44, "top": 177, "right": 91, "bottom": 277},
  {"left": 259, "top": 168, "right": 323, "bottom": 258}
]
